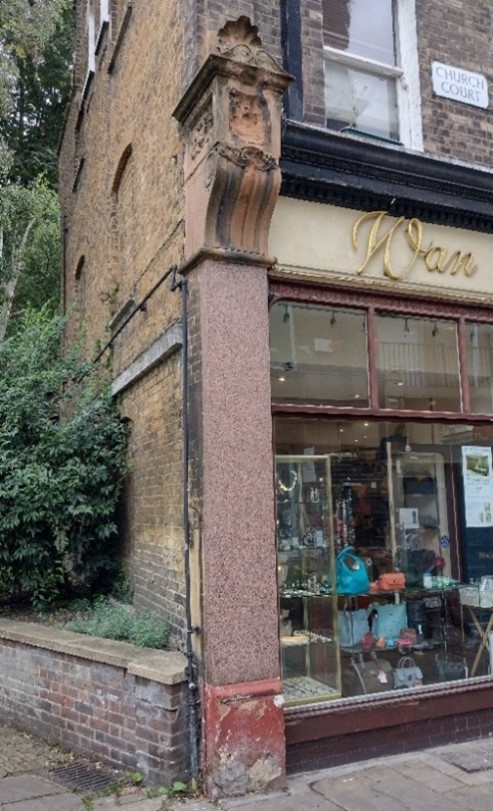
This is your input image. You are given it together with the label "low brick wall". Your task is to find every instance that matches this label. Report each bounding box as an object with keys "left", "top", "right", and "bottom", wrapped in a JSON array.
[{"left": 0, "top": 620, "right": 188, "bottom": 785}]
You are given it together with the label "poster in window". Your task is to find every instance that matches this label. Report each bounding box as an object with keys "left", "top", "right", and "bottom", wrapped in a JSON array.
[{"left": 462, "top": 446, "right": 493, "bottom": 528}]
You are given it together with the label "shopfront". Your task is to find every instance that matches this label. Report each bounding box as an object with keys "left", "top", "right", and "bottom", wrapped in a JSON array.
[{"left": 268, "top": 198, "right": 493, "bottom": 767}]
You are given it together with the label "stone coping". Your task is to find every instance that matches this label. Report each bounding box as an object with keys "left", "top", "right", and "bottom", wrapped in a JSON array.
[{"left": 0, "top": 619, "right": 187, "bottom": 686}]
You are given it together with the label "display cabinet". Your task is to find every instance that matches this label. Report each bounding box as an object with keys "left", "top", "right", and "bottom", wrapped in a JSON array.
[
  {"left": 276, "top": 455, "right": 341, "bottom": 705},
  {"left": 391, "top": 451, "right": 451, "bottom": 584}
]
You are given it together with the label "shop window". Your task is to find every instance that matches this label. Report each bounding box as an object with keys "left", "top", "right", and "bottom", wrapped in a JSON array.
[
  {"left": 272, "top": 301, "right": 493, "bottom": 707},
  {"left": 322, "top": 0, "right": 423, "bottom": 148},
  {"left": 270, "top": 303, "right": 493, "bottom": 416},
  {"left": 375, "top": 314, "right": 461, "bottom": 412},
  {"left": 468, "top": 324, "right": 493, "bottom": 414},
  {"left": 275, "top": 416, "right": 493, "bottom": 706},
  {"left": 270, "top": 302, "right": 369, "bottom": 407}
]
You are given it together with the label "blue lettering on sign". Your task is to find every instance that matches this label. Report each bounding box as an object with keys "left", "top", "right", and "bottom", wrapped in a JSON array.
[{"left": 440, "top": 535, "right": 450, "bottom": 549}]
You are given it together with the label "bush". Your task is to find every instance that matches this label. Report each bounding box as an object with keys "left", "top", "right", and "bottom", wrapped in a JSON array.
[
  {"left": 0, "top": 308, "right": 129, "bottom": 607},
  {"left": 63, "top": 598, "right": 170, "bottom": 649}
]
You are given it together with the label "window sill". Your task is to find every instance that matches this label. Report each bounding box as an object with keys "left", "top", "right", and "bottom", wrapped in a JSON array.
[{"left": 338, "top": 126, "right": 403, "bottom": 147}]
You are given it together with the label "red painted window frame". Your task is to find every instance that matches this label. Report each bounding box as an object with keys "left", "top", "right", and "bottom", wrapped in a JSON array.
[{"left": 269, "top": 280, "right": 493, "bottom": 424}]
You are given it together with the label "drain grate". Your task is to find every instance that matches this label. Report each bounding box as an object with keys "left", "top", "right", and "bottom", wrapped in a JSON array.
[
  {"left": 441, "top": 747, "right": 493, "bottom": 773},
  {"left": 49, "top": 759, "right": 121, "bottom": 793}
]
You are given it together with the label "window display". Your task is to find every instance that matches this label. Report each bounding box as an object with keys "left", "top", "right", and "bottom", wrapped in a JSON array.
[
  {"left": 271, "top": 300, "right": 493, "bottom": 708},
  {"left": 276, "top": 455, "right": 341, "bottom": 705},
  {"left": 275, "top": 419, "right": 493, "bottom": 706}
]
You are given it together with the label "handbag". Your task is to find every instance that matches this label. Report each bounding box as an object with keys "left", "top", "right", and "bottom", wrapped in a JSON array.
[
  {"left": 336, "top": 547, "right": 370, "bottom": 595},
  {"left": 343, "top": 656, "right": 393, "bottom": 696},
  {"left": 377, "top": 572, "right": 406, "bottom": 591},
  {"left": 393, "top": 655, "right": 423, "bottom": 689},
  {"left": 435, "top": 657, "right": 468, "bottom": 682},
  {"left": 370, "top": 601, "right": 407, "bottom": 640},
  {"left": 337, "top": 608, "right": 369, "bottom": 647}
]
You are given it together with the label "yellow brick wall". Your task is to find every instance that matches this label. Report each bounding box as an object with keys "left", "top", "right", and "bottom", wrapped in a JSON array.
[{"left": 59, "top": 1, "right": 186, "bottom": 633}]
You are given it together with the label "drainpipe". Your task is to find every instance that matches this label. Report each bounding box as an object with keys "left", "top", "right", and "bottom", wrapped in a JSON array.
[{"left": 170, "top": 265, "right": 200, "bottom": 784}]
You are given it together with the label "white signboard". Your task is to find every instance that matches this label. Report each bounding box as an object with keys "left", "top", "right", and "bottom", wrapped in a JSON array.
[
  {"left": 462, "top": 446, "right": 493, "bottom": 528},
  {"left": 432, "top": 61, "right": 489, "bottom": 109}
]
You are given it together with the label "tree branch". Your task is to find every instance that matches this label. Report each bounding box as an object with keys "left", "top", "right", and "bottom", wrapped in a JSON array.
[{"left": 0, "top": 217, "right": 36, "bottom": 341}]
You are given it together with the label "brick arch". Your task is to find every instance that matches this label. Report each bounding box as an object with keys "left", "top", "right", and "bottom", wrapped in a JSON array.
[{"left": 111, "top": 143, "right": 133, "bottom": 196}]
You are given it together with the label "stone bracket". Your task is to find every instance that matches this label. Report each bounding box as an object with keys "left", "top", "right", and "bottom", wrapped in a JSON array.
[{"left": 173, "top": 17, "right": 292, "bottom": 262}]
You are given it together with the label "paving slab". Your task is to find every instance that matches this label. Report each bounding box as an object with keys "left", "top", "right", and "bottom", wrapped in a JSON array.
[
  {"left": 6, "top": 721, "right": 493, "bottom": 811},
  {"left": 0, "top": 775, "right": 65, "bottom": 803},
  {"left": 392, "top": 760, "right": 467, "bottom": 793},
  {"left": 312, "top": 771, "right": 416, "bottom": 811},
  {"left": 1, "top": 793, "right": 83, "bottom": 811},
  {"left": 93, "top": 795, "right": 170, "bottom": 811},
  {"left": 443, "top": 785, "right": 493, "bottom": 811}
]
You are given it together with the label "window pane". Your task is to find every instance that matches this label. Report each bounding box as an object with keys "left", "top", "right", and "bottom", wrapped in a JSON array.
[
  {"left": 375, "top": 315, "right": 461, "bottom": 411},
  {"left": 270, "top": 303, "right": 369, "bottom": 407},
  {"left": 323, "top": 0, "right": 396, "bottom": 65},
  {"left": 275, "top": 415, "right": 493, "bottom": 703},
  {"left": 325, "top": 61, "right": 399, "bottom": 140},
  {"left": 468, "top": 324, "right": 493, "bottom": 413}
]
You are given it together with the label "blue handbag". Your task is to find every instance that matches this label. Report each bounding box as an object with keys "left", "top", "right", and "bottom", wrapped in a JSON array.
[
  {"left": 370, "top": 601, "right": 407, "bottom": 639},
  {"left": 337, "top": 608, "right": 369, "bottom": 647},
  {"left": 336, "top": 547, "right": 370, "bottom": 595}
]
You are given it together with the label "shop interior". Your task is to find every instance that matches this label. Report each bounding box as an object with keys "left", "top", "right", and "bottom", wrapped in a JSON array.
[
  {"left": 271, "top": 300, "right": 493, "bottom": 705},
  {"left": 275, "top": 418, "right": 493, "bottom": 705}
]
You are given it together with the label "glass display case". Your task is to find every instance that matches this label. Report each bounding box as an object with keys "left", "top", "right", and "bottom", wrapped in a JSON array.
[
  {"left": 391, "top": 451, "right": 451, "bottom": 586},
  {"left": 276, "top": 454, "right": 341, "bottom": 705}
]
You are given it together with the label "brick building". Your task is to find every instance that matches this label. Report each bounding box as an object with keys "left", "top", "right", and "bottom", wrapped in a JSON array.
[{"left": 59, "top": 0, "right": 493, "bottom": 799}]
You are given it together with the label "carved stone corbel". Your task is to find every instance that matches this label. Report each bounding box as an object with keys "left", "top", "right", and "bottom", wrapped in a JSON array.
[{"left": 173, "top": 17, "right": 292, "bottom": 265}]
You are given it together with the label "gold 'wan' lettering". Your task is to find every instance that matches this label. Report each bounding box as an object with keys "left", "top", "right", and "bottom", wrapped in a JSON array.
[{"left": 352, "top": 211, "right": 478, "bottom": 280}]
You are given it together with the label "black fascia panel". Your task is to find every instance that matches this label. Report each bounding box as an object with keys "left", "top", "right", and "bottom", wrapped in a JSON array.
[{"left": 280, "top": 121, "right": 493, "bottom": 233}]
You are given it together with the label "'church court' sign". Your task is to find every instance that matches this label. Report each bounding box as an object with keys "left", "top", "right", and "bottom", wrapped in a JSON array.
[{"left": 432, "top": 61, "right": 489, "bottom": 109}]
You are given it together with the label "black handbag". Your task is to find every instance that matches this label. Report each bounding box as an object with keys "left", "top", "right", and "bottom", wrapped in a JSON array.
[{"left": 435, "top": 657, "right": 468, "bottom": 682}]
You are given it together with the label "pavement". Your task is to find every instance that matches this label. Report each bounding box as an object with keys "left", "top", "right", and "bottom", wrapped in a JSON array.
[{"left": 2, "top": 723, "right": 493, "bottom": 810}]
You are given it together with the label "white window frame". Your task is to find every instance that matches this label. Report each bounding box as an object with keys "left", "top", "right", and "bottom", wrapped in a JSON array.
[
  {"left": 87, "top": 1, "right": 96, "bottom": 73},
  {"left": 323, "top": 0, "right": 423, "bottom": 150},
  {"left": 96, "top": 0, "right": 111, "bottom": 54}
]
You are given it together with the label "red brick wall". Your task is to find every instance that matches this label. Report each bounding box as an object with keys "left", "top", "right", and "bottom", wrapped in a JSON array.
[{"left": 0, "top": 630, "right": 188, "bottom": 786}]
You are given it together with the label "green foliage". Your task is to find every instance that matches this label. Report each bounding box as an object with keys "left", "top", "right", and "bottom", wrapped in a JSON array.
[
  {"left": 111, "top": 567, "right": 134, "bottom": 604},
  {"left": 0, "top": 0, "right": 73, "bottom": 182},
  {"left": 63, "top": 598, "right": 170, "bottom": 650},
  {"left": 0, "top": 308, "right": 129, "bottom": 607},
  {"left": 146, "top": 781, "right": 189, "bottom": 799},
  {"left": 0, "top": 0, "right": 74, "bottom": 335},
  {"left": 81, "top": 795, "right": 94, "bottom": 811},
  {"left": 0, "top": 179, "right": 61, "bottom": 336},
  {"left": 131, "top": 772, "right": 144, "bottom": 785}
]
